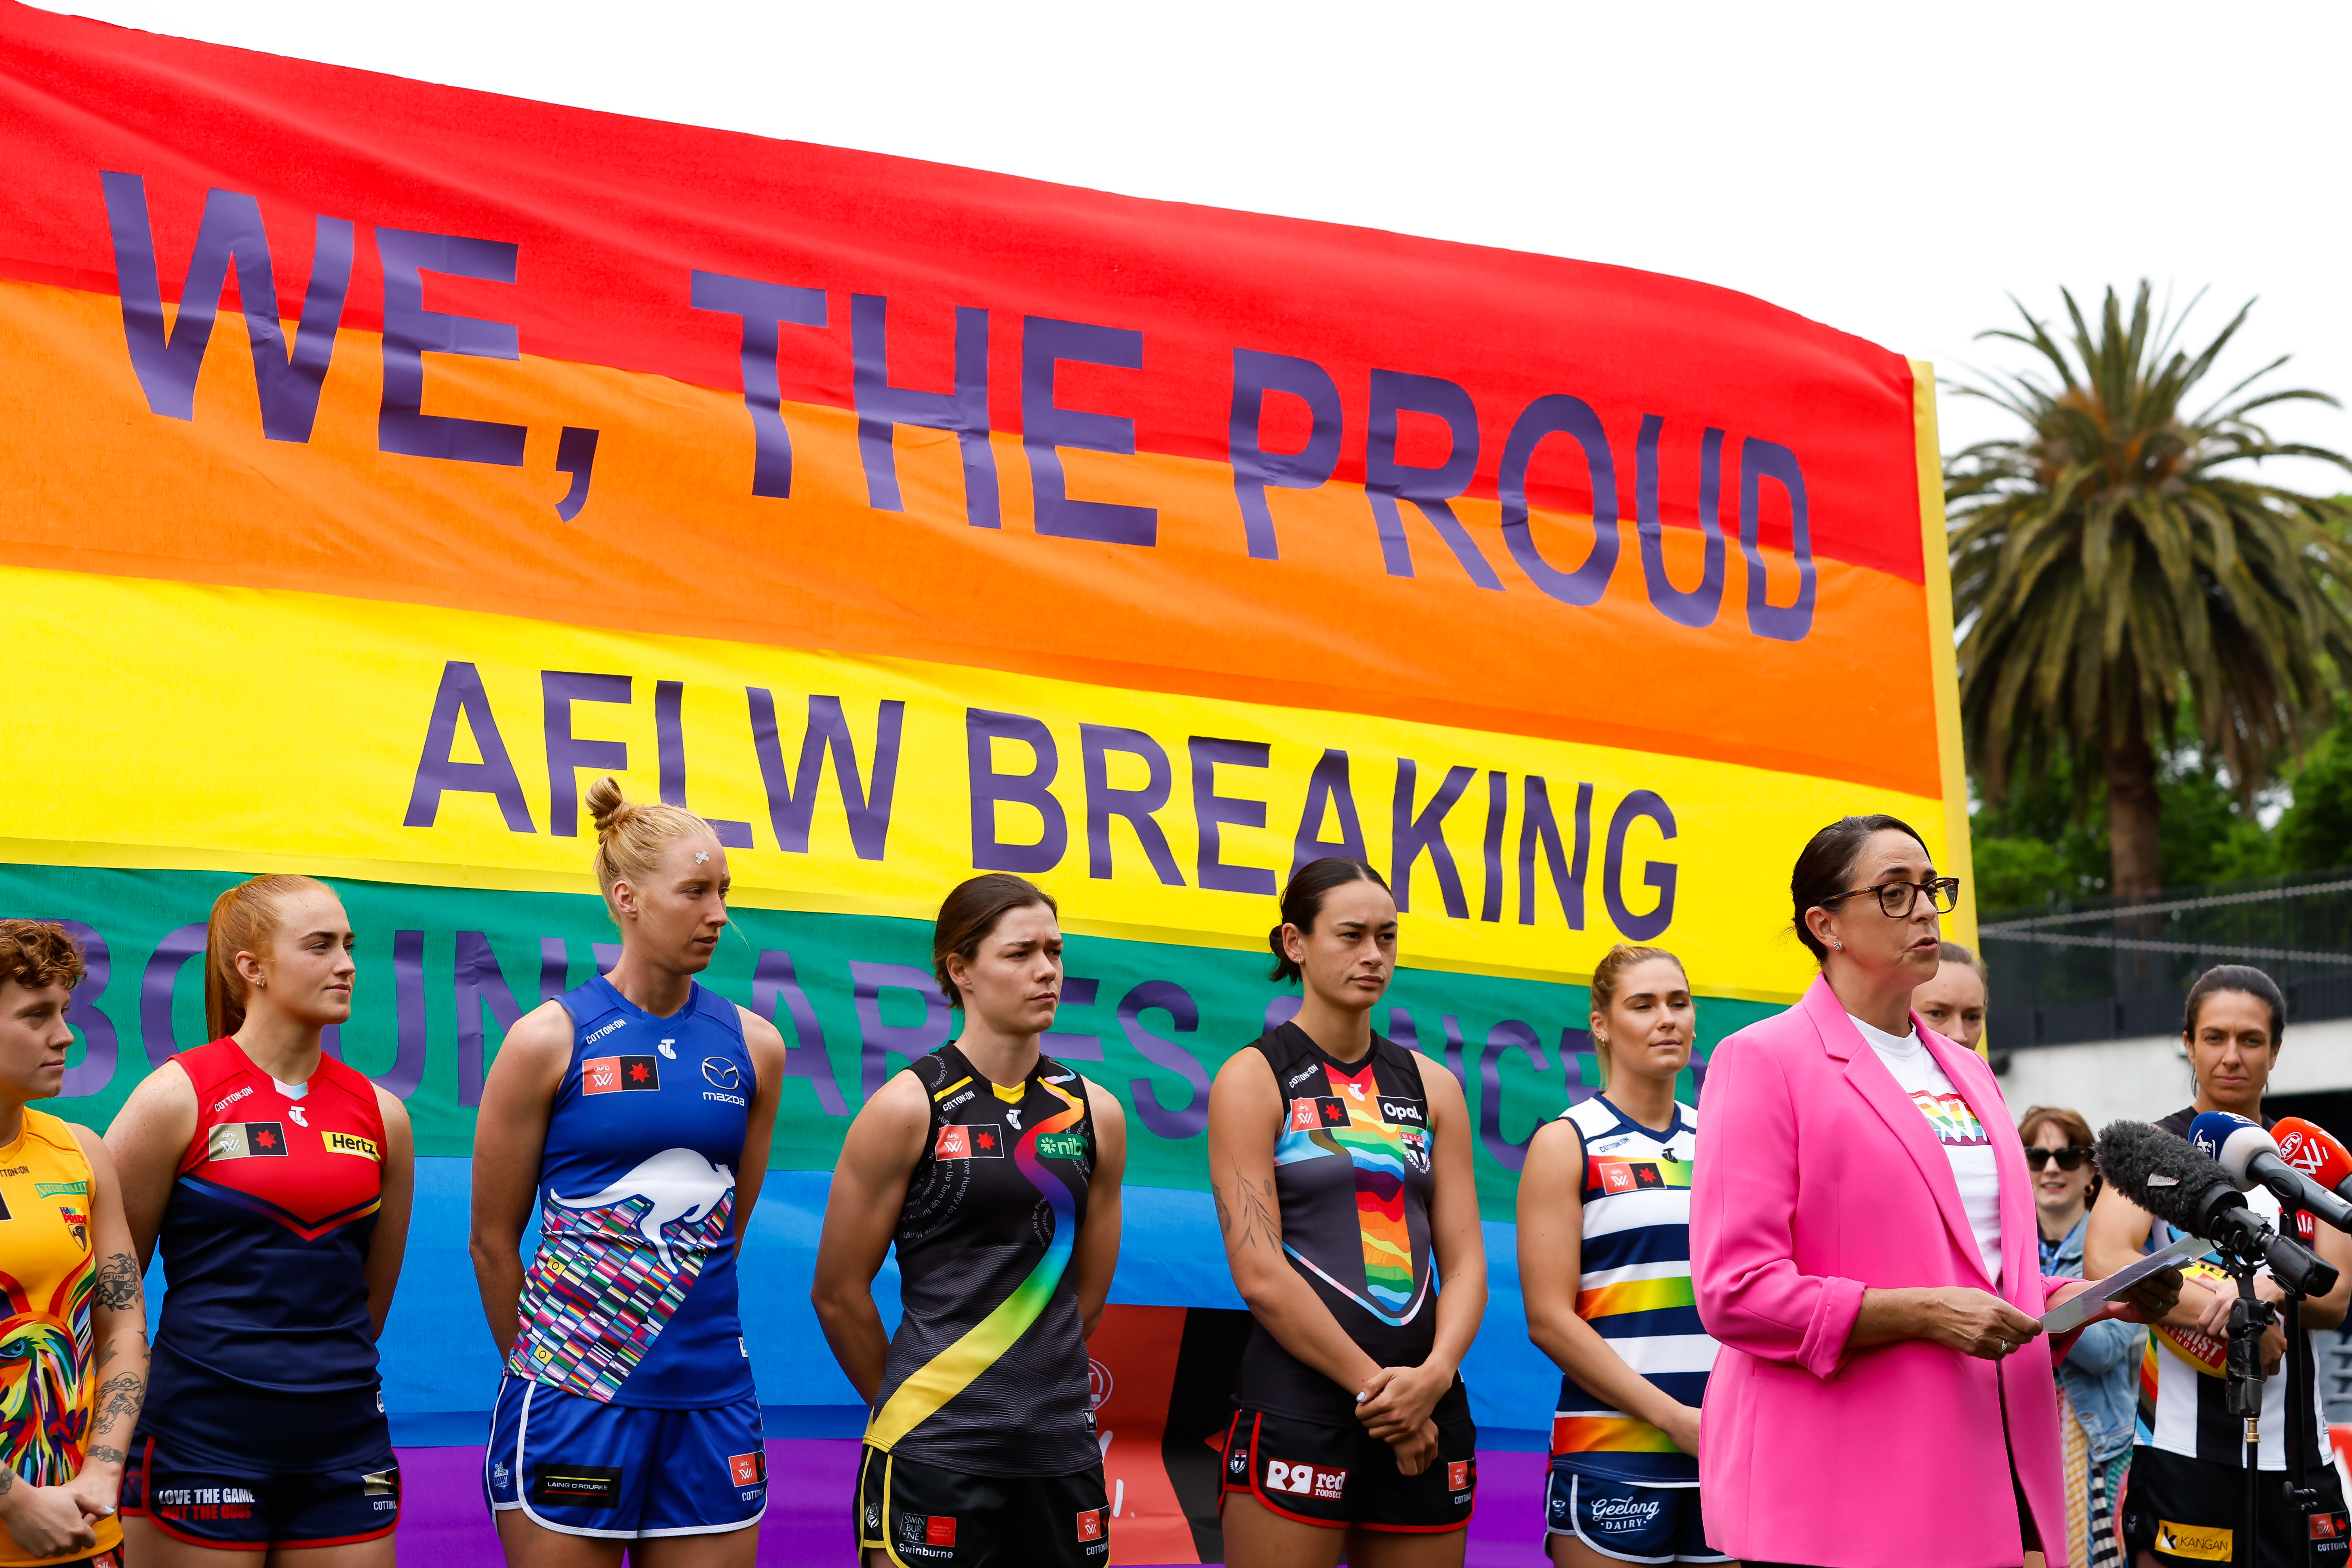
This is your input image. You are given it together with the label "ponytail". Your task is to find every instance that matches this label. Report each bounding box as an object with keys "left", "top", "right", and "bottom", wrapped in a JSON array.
[{"left": 204, "top": 874, "right": 330, "bottom": 1040}]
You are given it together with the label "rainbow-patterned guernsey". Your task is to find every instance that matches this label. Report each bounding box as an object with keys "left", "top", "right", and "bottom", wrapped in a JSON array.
[
  {"left": 1274, "top": 1058, "right": 1427, "bottom": 1324},
  {"left": 1549, "top": 1094, "right": 1718, "bottom": 1486}
]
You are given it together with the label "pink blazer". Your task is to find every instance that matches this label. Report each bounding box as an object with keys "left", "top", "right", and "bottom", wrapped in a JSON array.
[{"left": 1691, "top": 974, "right": 2075, "bottom": 1568}]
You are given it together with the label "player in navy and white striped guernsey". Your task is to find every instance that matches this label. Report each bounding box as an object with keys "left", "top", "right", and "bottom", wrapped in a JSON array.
[{"left": 1518, "top": 945, "right": 1724, "bottom": 1566}]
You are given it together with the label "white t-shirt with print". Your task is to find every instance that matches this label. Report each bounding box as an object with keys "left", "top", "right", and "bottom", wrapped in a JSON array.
[{"left": 1852, "top": 1014, "right": 2003, "bottom": 1287}]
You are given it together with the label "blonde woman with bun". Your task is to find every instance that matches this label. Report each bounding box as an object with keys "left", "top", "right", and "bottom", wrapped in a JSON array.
[
  {"left": 471, "top": 779, "right": 787, "bottom": 1568},
  {"left": 107, "top": 874, "right": 416, "bottom": 1566},
  {"left": 1518, "top": 944, "right": 1726, "bottom": 1568}
]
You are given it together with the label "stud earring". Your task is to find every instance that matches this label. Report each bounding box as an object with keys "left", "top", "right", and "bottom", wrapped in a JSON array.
[
  {"left": 255, "top": 978, "right": 266, "bottom": 988},
  {"left": 1831, "top": 941, "right": 1843, "bottom": 951}
]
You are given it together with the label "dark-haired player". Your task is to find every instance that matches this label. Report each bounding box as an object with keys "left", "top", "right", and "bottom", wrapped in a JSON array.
[
  {"left": 813, "top": 873, "right": 1127, "bottom": 1568},
  {"left": 1207, "top": 858, "right": 1486, "bottom": 1568},
  {"left": 0, "top": 919, "right": 148, "bottom": 1568},
  {"left": 2087, "top": 965, "right": 2352, "bottom": 1568}
]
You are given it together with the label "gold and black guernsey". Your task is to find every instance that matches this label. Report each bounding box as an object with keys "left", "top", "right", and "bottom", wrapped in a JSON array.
[{"left": 864, "top": 1045, "right": 1098, "bottom": 1476}]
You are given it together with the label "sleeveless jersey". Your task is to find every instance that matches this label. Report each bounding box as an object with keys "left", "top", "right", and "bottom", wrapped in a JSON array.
[
  {"left": 0, "top": 1109, "right": 121, "bottom": 1566},
  {"left": 2136, "top": 1106, "right": 2328, "bottom": 1470},
  {"left": 143, "top": 1039, "right": 387, "bottom": 1471},
  {"left": 1236, "top": 1023, "right": 1461, "bottom": 1426},
  {"left": 865, "top": 1044, "right": 1098, "bottom": 1477},
  {"left": 1548, "top": 1094, "right": 1717, "bottom": 1485},
  {"left": 508, "top": 976, "right": 756, "bottom": 1408}
]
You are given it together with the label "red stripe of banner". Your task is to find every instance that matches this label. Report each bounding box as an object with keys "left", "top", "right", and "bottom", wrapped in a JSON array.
[{"left": 0, "top": 3, "right": 1922, "bottom": 582}]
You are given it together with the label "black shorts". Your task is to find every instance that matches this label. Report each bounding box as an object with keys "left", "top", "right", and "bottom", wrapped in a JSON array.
[
  {"left": 1219, "top": 1406, "right": 1476, "bottom": 1533},
  {"left": 855, "top": 1444, "right": 1110, "bottom": 1568},
  {"left": 122, "top": 1435, "right": 400, "bottom": 1549},
  {"left": 2122, "top": 1444, "right": 2351, "bottom": 1568}
]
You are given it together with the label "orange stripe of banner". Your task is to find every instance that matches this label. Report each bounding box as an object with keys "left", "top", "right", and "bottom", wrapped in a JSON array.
[{"left": 0, "top": 280, "right": 1943, "bottom": 797}]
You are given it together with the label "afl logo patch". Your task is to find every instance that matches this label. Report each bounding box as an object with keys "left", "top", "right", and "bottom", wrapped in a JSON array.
[{"left": 702, "top": 1057, "right": 740, "bottom": 1090}]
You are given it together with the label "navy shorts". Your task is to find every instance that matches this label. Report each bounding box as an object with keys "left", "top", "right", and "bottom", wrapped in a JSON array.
[
  {"left": 483, "top": 1375, "right": 767, "bottom": 1539},
  {"left": 123, "top": 1435, "right": 399, "bottom": 1549},
  {"left": 1546, "top": 1466, "right": 1725, "bottom": 1564}
]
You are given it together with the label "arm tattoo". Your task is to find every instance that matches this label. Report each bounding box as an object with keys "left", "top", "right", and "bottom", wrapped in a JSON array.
[
  {"left": 85, "top": 1445, "right": 124, "bottom": 1465},
  {"left": 1213, "top": 1174, "right": 1281, "bottom": 1253},
  {"left": 89, "top": 1371, "right": 145, "bottom": 1443},
  {"left": 95, "top": 1252, "right": 142, "bottom": 1314}
]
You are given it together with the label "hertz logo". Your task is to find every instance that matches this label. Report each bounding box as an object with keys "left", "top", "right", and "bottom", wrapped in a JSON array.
[{"left": 326, "top": 1132, "right": 381, "bottom": 1161}]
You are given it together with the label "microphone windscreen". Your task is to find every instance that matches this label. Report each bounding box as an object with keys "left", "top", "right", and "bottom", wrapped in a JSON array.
[
  {"left": 2097, "top": 1119, "right": 2241, "bottom": 1234},
  {"left": 2274, "top": 1117, "right": 2352, "bottom": 1190}
]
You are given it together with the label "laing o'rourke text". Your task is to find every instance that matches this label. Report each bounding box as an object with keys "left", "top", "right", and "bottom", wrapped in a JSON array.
[
  {"left": 97, "top": 172, "right": 1813, "bottom": 641},
  {"left": 403, "top": 662, "right": 1680, "bottom": 942}
]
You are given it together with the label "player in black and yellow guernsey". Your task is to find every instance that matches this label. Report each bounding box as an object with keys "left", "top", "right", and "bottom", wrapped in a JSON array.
[{"left": 813, "top": 875, "right": 1128, "bottom": 1568}]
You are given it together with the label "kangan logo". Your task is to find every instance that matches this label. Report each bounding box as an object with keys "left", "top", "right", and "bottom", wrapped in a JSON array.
[
  {"left": 658, "top": 1039, "right": 677, "bottom": 1060},
  {"left": 288, "top": 1105, "right": 308, "bottom": 1128},
  {"left": 703, "top": 1057, "right": 740, "bottom": 1091},
  {"left": 551, "top": 1148, "right": 735, "bottom": 1271}
]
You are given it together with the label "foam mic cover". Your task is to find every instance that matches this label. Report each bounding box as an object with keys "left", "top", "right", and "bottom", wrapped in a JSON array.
[
  {"left": 2274, "top": 1117, "right": 2352, "bottom": 1200},
  {"left": 2097, "top": 1119, "right": 2246, "bottom": 1236}
]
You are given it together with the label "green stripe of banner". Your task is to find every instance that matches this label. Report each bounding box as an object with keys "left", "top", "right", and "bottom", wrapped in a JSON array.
[{"left": 3, "top": 863, "right": 1770, "bottom": 1218}]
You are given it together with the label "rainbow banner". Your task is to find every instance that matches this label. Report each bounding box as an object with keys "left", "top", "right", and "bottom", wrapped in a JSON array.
[{"left": 0, "top": 2, "right": 1968, "bottom": 1551}]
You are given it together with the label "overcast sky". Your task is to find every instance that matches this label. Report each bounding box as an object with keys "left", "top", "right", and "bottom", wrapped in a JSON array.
[{"left": 50, "top": 0, "right": 2352, "bottom": 494}]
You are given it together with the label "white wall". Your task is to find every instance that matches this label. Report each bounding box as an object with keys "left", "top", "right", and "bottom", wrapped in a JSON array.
[{"left": 1995, "top": 1018, "right": 2352, "bottom": 1130}]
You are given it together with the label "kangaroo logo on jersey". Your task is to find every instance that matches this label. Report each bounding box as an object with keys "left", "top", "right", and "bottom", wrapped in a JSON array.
[
  {"left": 583, "top": 1055, "right": 661, "bottom": 1095},
  {"left": 702, "top": 1057, "right": 740, "bottom": 1090},
  {"left": 207, "top": 1122, "right": 288, "bottom": 1160},
  {"left": 550, "top": 1148, "right": 734, "bottom": 1271}
]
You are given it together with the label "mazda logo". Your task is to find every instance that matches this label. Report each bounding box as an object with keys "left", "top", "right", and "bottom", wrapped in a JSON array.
[{"left": 703, "top": 1057, "right": 740, "bottom": 1090}]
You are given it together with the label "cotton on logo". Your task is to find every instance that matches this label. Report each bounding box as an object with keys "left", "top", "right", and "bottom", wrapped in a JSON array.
[{"left": 1265, "top": 1460, "right": 1346, "bottom": 1500}]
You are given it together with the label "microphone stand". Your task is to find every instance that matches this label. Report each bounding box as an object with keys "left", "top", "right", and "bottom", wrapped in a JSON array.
[
  {"left": 2224, "top": 1256, "right": 2275, "bottom": 1568},
  {"left": 2278, "top": 1206, "right": 2329, "bottom": 1568}
]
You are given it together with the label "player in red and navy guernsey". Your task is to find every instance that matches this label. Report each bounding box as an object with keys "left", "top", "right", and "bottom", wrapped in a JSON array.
[{"left": 106, "top": 875, "right": 416, "bottom": 1566}]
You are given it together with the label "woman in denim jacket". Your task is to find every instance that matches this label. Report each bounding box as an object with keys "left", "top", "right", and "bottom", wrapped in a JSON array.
[{"left": 2021, "top": 1104, "right": 2143, "bottom": 1568}]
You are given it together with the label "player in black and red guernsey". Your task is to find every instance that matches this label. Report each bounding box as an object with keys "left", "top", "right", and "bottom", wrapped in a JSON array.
[{"left": 105, "top": 875, "right": 415, "bottom": 1566}]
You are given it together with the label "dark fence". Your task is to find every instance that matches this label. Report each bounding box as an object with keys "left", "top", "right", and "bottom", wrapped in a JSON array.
[{"left": 1979, "top": 868, "right": 2352, "bottom": 1048}]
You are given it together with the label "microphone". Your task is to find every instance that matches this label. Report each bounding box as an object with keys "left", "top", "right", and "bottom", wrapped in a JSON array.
[
  {"left": 2095, "top": 1120, "right": 2339, "bottom": 1298},
  {"left": 2188, "top": 1111, "right": 2352, "bottom": 1233},
  {"left": 2272, "top": 1117, "right": 2352, "bottom": 1205}
]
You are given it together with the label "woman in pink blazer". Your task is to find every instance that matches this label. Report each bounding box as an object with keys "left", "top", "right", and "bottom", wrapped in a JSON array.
[{"left": 1690, "top": 816, "right": 2178, "bottom": 1568}]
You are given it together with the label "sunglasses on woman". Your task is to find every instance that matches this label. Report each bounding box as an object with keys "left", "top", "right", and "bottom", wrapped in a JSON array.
[{"left": 2024, "top": 1145, "right": 2093, "bottom": 1171}]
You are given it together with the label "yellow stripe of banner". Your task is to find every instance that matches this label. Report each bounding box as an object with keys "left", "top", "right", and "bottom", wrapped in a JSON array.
[{"left": 8, "top": 565, "right": 1948, "bottom": 1001}]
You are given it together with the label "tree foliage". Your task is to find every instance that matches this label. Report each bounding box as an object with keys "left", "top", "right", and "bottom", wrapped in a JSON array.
[{"left": 1946, "top": 283, "right": 2352, "bottom": 897}]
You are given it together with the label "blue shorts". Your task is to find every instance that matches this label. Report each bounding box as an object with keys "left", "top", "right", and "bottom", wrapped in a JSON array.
[
  {"left": 123, "top": 1435, "right": 400, "bottom": 1548},
  {"left": 1545, "top": 1467, "right": 1725, "bottom": 1564},
  {"left": 483, "top": 1376, "right": 767, "bottom": 1539}
]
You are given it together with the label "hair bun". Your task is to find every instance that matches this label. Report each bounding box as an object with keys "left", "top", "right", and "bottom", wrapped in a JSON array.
[
  {"left": 1266, "top": 924, "right": 1286, "bottom": 958},
  {"left": 584, "top": 776, "right": 632, "bottom": 841}
]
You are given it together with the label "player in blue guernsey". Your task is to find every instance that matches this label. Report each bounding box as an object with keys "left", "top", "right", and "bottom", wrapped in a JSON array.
[
  {"left": 107, "top": 874, "right": 417, "bottom": 1565},
  {"left": 471, "top": 779, "right": 787, "bottom": 1565},
  {"left": 1517, "top": 944, "right": 1724, "bottom": 1568}
]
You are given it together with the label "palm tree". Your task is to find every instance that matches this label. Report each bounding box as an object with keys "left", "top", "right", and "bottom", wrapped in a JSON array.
[{"left": 1946, "top": 283, "right": 2352, "bottom": 901}]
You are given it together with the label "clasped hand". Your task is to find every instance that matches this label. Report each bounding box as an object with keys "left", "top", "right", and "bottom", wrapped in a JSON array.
[
  {"left": 1356, "top": 1361, "right": 1450, "bottom": 1475},
  {"left": 0, "top": 1470, "right": 116, "bottom": 1557}
]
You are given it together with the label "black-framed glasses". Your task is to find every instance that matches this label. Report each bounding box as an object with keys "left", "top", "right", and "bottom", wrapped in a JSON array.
[
  {"left": 1821, "top": 877, "right": 1961, "bottom": 917},
  {"left": 2025, "top": 1146, "right": 2093, "bottom": 1172}
]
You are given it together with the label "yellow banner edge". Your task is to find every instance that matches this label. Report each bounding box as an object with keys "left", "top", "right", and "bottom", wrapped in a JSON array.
[{"left": 1910, "top": 359, "right": 1979, "bottom": 958}]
